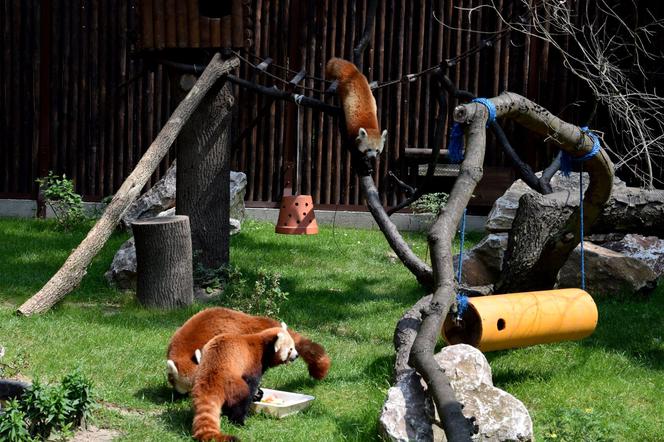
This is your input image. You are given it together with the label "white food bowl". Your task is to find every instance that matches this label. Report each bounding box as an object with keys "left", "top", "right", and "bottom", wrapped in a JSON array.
[{"left": 251, "top": 388, "right": 315, "bottom": 419}]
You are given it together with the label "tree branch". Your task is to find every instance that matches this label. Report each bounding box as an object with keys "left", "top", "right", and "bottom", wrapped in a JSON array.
[
  {"left": 409, "top": 102, "right": 490, "bottom": 442},
  {"left": 451, "top": 92, "right": 614, "bottom": 293},
  {"left": 353, "top": 0, "right": 378, "bottom": 67}
]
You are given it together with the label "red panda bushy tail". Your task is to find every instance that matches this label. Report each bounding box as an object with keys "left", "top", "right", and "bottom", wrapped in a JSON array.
[{"left": 290, "top": 331, "right": 331, "bottom": 380}]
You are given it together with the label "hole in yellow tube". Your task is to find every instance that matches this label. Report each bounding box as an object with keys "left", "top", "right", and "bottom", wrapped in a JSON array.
[
  {"left": 442, "top": 303, "right": 482, "bottom": 348},
  {"left": 497, "top": 318, "right": 506, "bottom": 331}
]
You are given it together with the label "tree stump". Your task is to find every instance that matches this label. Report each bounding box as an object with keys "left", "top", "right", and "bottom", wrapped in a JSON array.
[{"left": 132, "top": 216, "right": 194, "bottom": 308}]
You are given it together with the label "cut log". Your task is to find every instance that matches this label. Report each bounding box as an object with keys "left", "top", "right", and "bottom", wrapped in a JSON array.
[
  {"left": 133, "top": 216, "right": 193, "bottom": 308},
  {"left": 17, "top": 55, "right": 239, "bottom": 316},
  {"left": 176, "top": 79, "right": 234, "bottom": 269}
]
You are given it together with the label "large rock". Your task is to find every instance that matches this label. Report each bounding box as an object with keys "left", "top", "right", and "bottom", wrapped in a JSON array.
[
  {"left": 486, "top": 172, "right": 625, "bottom": 233},
  {"left": 121, "top": 164, "right": 247, "bottom": 228},
  {"left": 122, "top": 163, "right": 177, "bottom": 229},
  {"left": 602, "top": 234, "right": 664, "bottom": 277},
  {"left": 379, "top": 369, "right": 437, "bottom": 442},
  {"left": 230, "top": 171, "right": 247, "bottom": 220},
  {"left": 557, "top": 241, "right": 659, "bottom": 297},
  {"left": 379, "top": 344, "right": 533, "bottom": 442},
  {"left": 105, "top": 237, "right": 137, "bottom": 290},
  {"left": 455, "top": 234, "right": 508, "bottom": 287}
]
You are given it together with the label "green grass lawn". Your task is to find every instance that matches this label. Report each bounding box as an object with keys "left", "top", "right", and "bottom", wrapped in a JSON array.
[{"left": 0, "top": 218, "right": 662, "bottom": 441}]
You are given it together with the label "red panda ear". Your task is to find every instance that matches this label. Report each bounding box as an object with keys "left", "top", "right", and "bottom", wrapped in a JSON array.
[
  {"left": 274, "top": 332, "right": 286, "bottom": 353},
  {"left": 358, "top": 128, "right": 368, "bottom": 140},
  {"left": 381, "top": 129, "right": 388, "bottom": 143}
]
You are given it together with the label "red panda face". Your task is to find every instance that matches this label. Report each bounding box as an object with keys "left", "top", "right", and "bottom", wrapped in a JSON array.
[
  {"left": 356, "top": 128, "right": 388, "bottom": 158},
  {"left": 167, "top": 359, "right": 192, "bottom": 394},
  {"left": 273, "top": 323, "right": 298, "bottom": 365}
]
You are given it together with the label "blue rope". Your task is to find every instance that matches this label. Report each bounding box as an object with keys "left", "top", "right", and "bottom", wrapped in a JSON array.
[
  {"left": 448, "top": 98, "right": 497, "bottom": 164},
  {"left": 455, "top": 208, "right": 468, "bottom": 320},
  {"left": 449, "top": 100, "right": 494, "bottom": 318},
  {"left": 448, "top": 123, "right": 465, "bottom": 164},
  {"left": 561, "top": 126, "right": 601, "bottom": 176},
  {"left": 580, "top": 164, "right": 586, "bottom": 290},
  {"left": 456, "top": 293, "right": 469, "bottom": 319},
  {"left": 471, "top": 97, "right": 497, "bottom": 127},
  {"left": 559, "top": 126, "right": 601, "bottom": 290},
  {"left": 457, "top": 208, "right": 467, "bottom": 283}
]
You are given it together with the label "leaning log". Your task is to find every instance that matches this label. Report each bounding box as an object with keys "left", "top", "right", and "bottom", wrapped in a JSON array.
[
  {"left": 17, "top": 55, "right": 239, "bottom": 316},
  {"left": 133, "top": 216, "right": 194, "bottom": 308}
]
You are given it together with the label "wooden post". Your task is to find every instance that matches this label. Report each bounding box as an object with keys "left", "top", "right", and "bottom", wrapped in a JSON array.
[
  {"left": 133, "top": 216, "right": 193, "bottom": 308},
  {"left": 176, "top": 77, "right": 235, "bottom": 269}
]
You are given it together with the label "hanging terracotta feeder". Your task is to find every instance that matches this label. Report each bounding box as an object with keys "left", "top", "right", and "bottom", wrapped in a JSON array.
[
  {"left": 442, "top": 288, "right": 598, "bottom": 352},
  {"left": 275, "top": 195, "right": 318, "bottom": 235}
]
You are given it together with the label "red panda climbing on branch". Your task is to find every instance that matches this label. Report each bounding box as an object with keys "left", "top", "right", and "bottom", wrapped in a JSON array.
[{"left": 326, "top": 58, "right": 387, "bottom": 158}]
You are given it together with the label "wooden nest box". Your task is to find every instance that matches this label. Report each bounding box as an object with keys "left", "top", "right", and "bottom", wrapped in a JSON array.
[{"left": 138, "top": 0, "right": 252, "bottom": 50}]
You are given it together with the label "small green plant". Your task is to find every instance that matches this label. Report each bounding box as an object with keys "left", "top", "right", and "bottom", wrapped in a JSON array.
[
  {"left": 243, "top": 269, "right": 289, "bottom": 317},
  {"left": 411, "top": 192, "right": 449, "bottom": 214},
  {"left": 0, "top": 400, "right": 34, "bottom": 442},
  {"left": 61, "top": 370, "right": 95, "bottom": 426},
  {"left": 0, "top": 372, "right": 94, "bottom": 441},
  {"left": 21, "top": 381, "right": 74, "bottom": 440},
  {"left": 540, "top": 407, "right": 616, "bottom": 442},
  {"left": 193, "top": 258, "right": 288, "bottom": 317},
  {"left": 36, "top": 172, "right": 86, "bottom": 230}
]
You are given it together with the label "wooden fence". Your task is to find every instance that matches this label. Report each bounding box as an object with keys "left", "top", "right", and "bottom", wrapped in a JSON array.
[{"left": 1, "top": 0, "right": 642, "bottom": 209}]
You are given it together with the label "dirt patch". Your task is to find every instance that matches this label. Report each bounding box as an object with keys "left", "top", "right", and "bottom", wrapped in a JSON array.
[{"left": 70, "top": 426, "right": 120, "bottom": 442}]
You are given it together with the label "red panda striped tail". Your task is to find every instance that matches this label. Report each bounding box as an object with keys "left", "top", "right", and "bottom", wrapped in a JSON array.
[{"left": 192, "top": 395, "right": 237, "bottom": 442}]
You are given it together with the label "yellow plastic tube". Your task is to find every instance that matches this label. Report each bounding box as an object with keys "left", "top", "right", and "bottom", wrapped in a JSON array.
[{"left": 442, "top": 289, "right": 598, "bottom": 352}]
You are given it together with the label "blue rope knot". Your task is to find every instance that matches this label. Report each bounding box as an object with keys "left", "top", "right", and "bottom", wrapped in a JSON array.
[
  {"left": 471, "top": 97, "right": 497, "bottom": 127},
  {"left": 455, "top": 293, "right": 469, "bottom": 320},
  {"left": 448, "top": 98, "right": 496, "bottom": 164},
  {"left": 560, "top": 126, "right": 601, "bottom": 176}
]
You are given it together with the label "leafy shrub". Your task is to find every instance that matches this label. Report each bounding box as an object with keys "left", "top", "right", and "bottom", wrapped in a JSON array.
[
  {"left": 411, "top": 192, "right": 449, "bottom": 214},
  {"left": 61, "top": 371, "right": 95, "bottom": 426},
  {"left": 193, "top": 260, "right": 288, "bottom": 317},
  {"left": 540, "top": 407, "right": 617, "bottom": 442},
  {"left": 0, "top": 400, "right": 33, "bottom": 442},
  {"left": 20, "top": 381, "right": 74, "bottom": 440},
  {"left": 36, "top": 172, "right": 86, "bottom": 230},
  {"left": 0, "top": 372, "right": 94, "bottom": 441}
]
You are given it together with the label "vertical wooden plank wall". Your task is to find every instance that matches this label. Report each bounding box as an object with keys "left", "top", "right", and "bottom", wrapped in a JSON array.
[
  {"left": 233, "top": 0, "right": 595, "bottom": 207},
  {"left": 1, "top": 0, "right": 625, "bottom": 204},
  {"left": 0, "top": 0, "right": 40, "bottom": 197},
  {"left": 0, "top": 0, "right": 175, "bottom": 200}
]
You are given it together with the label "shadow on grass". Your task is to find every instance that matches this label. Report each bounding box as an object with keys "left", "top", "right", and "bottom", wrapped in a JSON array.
[
  {"left": 135, "top": 384, "right": 188, "bottom": 406},
  {"left": 580, "top": 285, "right": 664, "bottom": 370},
  {"left": 157, "top": 404, "right": 194, "bottom": 436}
]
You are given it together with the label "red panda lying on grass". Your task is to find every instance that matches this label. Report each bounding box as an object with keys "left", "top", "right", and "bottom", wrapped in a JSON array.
[
  {"left": 325, "top": 57, "right": 387, "bottom": 158},
  {"left": 166, "top": 307, "right": 330, "bottom": 394},
  {"left": 191, "top": 324, "right": 298, "bottom": 442}
]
